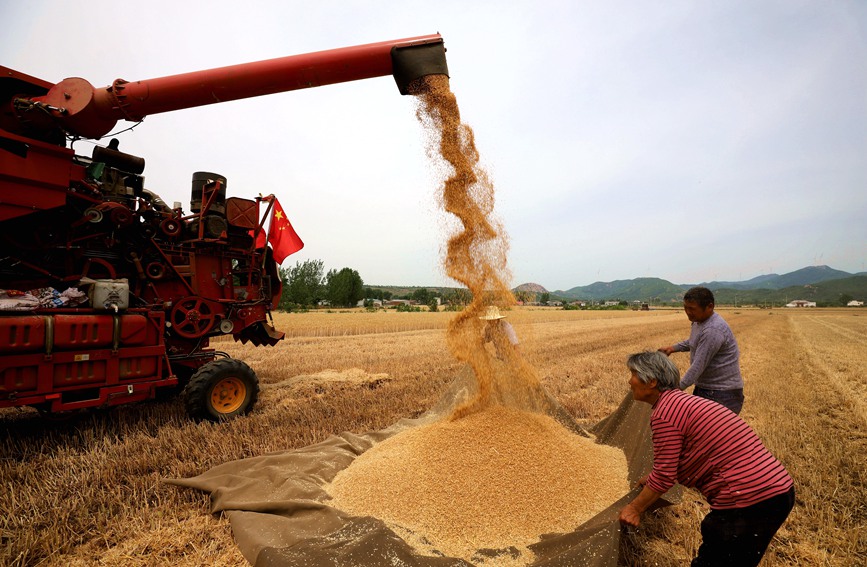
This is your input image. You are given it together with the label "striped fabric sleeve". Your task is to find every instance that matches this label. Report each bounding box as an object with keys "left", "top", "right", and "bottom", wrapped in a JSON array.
[{"left": 645, "top": 419, "right": 682, "bottom": 494}]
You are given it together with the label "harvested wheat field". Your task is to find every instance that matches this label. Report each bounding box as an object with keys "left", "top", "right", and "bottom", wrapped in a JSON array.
[{"left": 2, "top": 307, "right": 865, "bottom": 566}]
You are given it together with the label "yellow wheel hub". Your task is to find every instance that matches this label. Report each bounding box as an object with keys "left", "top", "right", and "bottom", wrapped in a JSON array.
[{"left": 210, "top": 377, "right": 246, "bottom": 414}]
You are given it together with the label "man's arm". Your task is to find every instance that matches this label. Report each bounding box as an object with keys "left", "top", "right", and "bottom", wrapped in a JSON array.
[{"left": 659, "top": 339, "right": 690, "bottom": 356}]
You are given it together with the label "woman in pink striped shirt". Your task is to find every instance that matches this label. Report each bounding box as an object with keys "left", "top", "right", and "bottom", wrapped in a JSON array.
[{"left": 618, "top": 351, "right": 794, "bottom": 566}]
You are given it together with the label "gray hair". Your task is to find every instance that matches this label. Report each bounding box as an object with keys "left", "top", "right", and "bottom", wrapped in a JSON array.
[{"left": 626, "top": 351, "right": 680, "bottom": 391}]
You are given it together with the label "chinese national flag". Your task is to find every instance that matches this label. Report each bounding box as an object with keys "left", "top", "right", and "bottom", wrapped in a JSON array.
[{"left": 255, "top": 197, "right": 304, "bottom": 264}]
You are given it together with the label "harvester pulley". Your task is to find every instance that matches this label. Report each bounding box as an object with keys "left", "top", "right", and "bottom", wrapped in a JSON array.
[
  {"left": 146, "top": 262, "right": 166, "bottom": 280},
  {"left": 170, "top": 296, "right": 218, "bottom": 338},
  {"left": 83, "top": 208, "right": 103, "bottom": 223},
  {"left": 160, "top": 218, "right": 182, "bottom": 237},
  {"left": 97, "top": 202, "right": 134, "bottom": 227}
]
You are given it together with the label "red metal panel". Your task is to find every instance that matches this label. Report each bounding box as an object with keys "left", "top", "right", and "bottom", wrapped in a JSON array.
[
  {"left": 0, "top": 364, "right": 38, "bottom": 393},
  {"left": 0, "top": 65, "right": 54, "bottom": 90},
  {"left": 119, "top": 314, "right": 148, "bottom": 346},
  {"left": 145, "top": 312, "right": 164, "bottom": 346},
  {"left": 0, "top": 319, "right": 169, "bottom": 408},
  {"left": 226, "top": 197, "right": 259, "bottom": 229},
  {"left": 53, "top": 315, "right": 114, "bottom": 350},
  {"left": 0, "top": 315, "right": 46, "bottom": 353},
  {"left": 118, "top": 355, "right": 158, "bottom": 380},
  {"left": 0, "top": 352, "right": 43, "bottom": 398},
  {"left": 52, "top": 357, "right": 108, "bottom": 388},
  {"left": 0, "top": 133, "right": 82, "bottom": 222},
  {"left": 192, "top": 253, "right": 233, "bottom": 300}
]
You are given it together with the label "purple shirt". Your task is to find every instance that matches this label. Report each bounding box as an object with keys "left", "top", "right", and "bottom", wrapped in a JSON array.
[{"left": 674, "top": 312, "right": 743, "bottom": 390}]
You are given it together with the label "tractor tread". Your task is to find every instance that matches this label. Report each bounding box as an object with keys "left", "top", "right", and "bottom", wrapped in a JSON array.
[{"left": 182, "top": 358, "right": 259, "bottom": 421}]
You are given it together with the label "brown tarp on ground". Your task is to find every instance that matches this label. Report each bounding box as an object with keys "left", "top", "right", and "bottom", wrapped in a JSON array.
[{"left": 169, "top": 369, "right": 680, "bottom": 567}]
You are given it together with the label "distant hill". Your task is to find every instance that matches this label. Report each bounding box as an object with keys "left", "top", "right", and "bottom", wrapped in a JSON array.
[
  {"left": 712, "top": 275, "right": 867, "bottom": 306},
  {"left": 694, "top": 266, "right": 853, "bottom": 291},
  {"left": 547, "top": 266, "right": 865, "bottom": 305},
  {"left": 691, "top": 273, "right": 780, "bottom": 290},
  {"left": 554, "top": 277, "right": 685, "bottom": 302},
  {"left": 764, "top": 265, "right": 854, "bottom": 289},
  {"left": 513, "top": 282, "right": 548, "bottom": 294},
  {"left": 371, "top": 266, "right": 866, "bottom": 306}
]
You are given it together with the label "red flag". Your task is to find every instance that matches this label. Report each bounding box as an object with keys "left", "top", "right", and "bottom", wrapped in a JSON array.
[{"left": 256, "top": 197, "right": 303, "bottom": 263}]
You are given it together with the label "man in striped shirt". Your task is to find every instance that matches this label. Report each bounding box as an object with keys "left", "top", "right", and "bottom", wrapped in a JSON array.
[
  {"left": 618, "top": 351, "right": 794, "bottom": 566},
  {"left": 659, "top": 286, "right": 745, "bottom": 414}
]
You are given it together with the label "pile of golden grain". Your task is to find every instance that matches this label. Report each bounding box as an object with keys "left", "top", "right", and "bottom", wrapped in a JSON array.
[{"left": 327, "top": 404, "right": 628, "bottom": 564}]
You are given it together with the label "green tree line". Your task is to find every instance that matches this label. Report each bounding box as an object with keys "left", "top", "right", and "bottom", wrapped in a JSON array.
[
  {"left": 277, "top": 260, "right": 477, "bottom": 311},
  {"left": 278, "top": 260, "right": 364, "bottom": 310}
]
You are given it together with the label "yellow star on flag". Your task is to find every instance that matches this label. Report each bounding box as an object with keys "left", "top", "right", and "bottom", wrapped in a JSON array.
[{"left": 258, "top": 197, "right": 304, "bottom": 263}]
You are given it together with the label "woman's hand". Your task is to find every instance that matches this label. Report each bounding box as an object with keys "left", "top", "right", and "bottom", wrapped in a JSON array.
[
  {"left": 619, "top": 503, "right": 642, "bottom": 527},
  {"left": 619, "top": 484, "right": 664, "bottom": 528}
]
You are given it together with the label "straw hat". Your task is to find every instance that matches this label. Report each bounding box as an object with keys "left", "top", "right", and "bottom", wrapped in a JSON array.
[{"left": 479, "top": 306, "right": 506, "bottom": 320}]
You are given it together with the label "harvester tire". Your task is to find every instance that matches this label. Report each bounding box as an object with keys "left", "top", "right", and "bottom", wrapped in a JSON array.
[{"left": 182, "top": 359, "right": 259, "bottom": 421}]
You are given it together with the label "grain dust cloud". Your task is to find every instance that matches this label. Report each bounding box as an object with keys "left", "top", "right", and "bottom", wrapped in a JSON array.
[{"left": 327, "top": 75, "right": 628, "bottom": 565}]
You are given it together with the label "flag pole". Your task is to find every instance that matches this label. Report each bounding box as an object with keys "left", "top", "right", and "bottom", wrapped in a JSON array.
[
  {"left": 251, "top": 195, "right": 277, "bottom": 300},
  {"left": 259, "top": 194, "right": 278, "bottom": 272},
  {"left": 251, "top": 194, "right": 276, "bottom": 250}
]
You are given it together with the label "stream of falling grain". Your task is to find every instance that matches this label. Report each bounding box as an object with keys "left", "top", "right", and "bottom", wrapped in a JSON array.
[
  {"left": 409, "top": 74, "right": 550, "bottom": 418},
  {"left": 327, "top": 74, "right": 628, "bottom": 566}
]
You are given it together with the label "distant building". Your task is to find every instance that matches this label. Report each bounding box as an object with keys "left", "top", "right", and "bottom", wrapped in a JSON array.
[
  {"left": 848, "top": 300, "right": 864, "bottom": 307},
  {"left": 785, "top": 300, "right": 816, "bottom": 308}
]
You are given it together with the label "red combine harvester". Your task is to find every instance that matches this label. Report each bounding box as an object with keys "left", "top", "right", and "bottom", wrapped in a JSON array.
[{"left": 0, "top": 35, "right": 448, "bottom": 420}]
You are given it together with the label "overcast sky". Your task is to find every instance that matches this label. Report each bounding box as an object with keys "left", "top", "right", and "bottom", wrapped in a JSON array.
[{"left": 4, "top": 1, "right": 865, "bottom": 290}]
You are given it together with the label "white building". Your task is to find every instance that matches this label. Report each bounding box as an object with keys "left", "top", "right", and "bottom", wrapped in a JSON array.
[{"left": 785, "top": 300, "right": 817, "bottom": 308}]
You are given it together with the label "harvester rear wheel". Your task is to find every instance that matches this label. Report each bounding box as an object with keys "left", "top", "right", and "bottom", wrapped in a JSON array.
[{"left": 182, "top": 359, "right": 259, "bottom": 421}]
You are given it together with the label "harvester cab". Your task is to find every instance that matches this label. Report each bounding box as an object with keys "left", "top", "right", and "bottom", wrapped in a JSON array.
[{"left": 0, "top": 35, "right": 448, "bottom": 420}]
